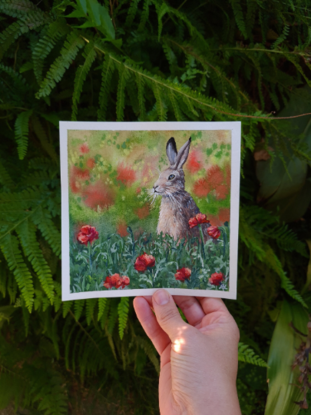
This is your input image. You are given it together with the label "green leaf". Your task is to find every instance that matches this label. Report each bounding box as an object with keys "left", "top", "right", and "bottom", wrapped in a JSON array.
[
  {"left": 238, "top": 343, "right": 267, "bottom": 367},
  {"left": 265, "top": 299, "right": 309, "bottom": 415},
  {"left": 14, "top": 110, "right": 33, "bottom": 160},
  {"left": 118, "top": 297, "right": 129, "bottom": 339}
]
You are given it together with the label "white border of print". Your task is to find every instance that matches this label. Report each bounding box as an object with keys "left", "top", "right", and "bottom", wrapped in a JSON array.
[{"left": 60, "top": 122, "right": 241, "bottom": 301}]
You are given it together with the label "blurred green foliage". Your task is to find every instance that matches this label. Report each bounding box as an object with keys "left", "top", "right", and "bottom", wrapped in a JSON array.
[{"left": 1, "top": 0, "right": 311, "bottom": 413}]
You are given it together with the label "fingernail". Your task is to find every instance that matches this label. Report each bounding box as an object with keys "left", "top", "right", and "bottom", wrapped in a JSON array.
[{"left": 154, "top": 289, "right": 170, "bottom": 305}]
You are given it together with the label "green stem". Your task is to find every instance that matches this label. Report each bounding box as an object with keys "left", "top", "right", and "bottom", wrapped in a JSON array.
[
  {"left": 199, "top": 225, "right": 205, "bottom": 260},
  {"left": 88, "top": 242, "right": 92, "bottom": 276}
]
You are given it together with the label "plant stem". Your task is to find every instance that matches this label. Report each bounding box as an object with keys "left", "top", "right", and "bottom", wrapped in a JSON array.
[
  {"left": 199, "top": 225, "right": 205, "bottom": 259},
  {"left": 88, "top": 242, "right": 92, "bottom": 276},
  {"left": 222, "top": 228, "right": 226, "bottom": 258}
]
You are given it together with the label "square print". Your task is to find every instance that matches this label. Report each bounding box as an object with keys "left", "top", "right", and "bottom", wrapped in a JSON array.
[{"left": 60, "top": 122, "right": 241, "bottom": 300}]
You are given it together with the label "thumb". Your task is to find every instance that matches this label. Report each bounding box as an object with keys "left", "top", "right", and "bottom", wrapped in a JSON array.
[{"left": 152, "top": 289, "right": 188, "bottom": 341}]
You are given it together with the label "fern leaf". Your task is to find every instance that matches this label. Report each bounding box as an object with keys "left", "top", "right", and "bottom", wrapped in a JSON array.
[
  {"left": 168, "top": 90, "right": 184, "bottom": 121},
  {"left": 30, "top": 206, "right": 61, "bottom": 257},
  {"left": 116, "top": 64, "right": 129, "bottom": 121},
  {"left": 272, "top": 24, "right": 290, "bottom": 49},
  {"left": 125, "top": 0, "right": 141, "bottom": 27},
  {"left": 36, "top": 31, "right": 85, "bottom": 98},
  {"left": 230, "top": 0, "right": 248, "bottom": 39},
  {"left": 118, "top": 297, "right": 129, "bottom": 339},
  {"left": 135, "top": 335, "right": 159, "bottom": 373},
  {"left": 0, "top": 21, "right": 29, "bottom": 60},
  {"left": 152, "top": 82, "right": 167, "bottom": 121},
  {"left": 0, "top": 158, "right": 14, "bottom": 189},
  {"left": 238, "top": 342, "right": 267, "bottom": 367},
  {"left": 97, "top": 298, "right": 107, "bottom": 321},
  {"left": 14, "top": 110, "right": 33, "bottom": 160},
  {"left": 0, "top": 64, "right": 28, "bottom": 93},
  {"left": 107, "top": 302, "right": 118, "bottom": 334},
  {"left": 74, "top": 300, "right": 85, "bottom": 321},
  {"left": 97, "top": 54, "right": 115, "bottom": 120},
  {"left": 85, "top": 298, "right": 97, "bottom": 325},
  {"left": 72, "top": 42, "right": 97, "bottom": 121},
  {"left": 0, "top": 233, "right": 34, "bottom": 310},
  {"left": 32, "top": 19, "right": 70, "bottom": 83},
  {"left": 32, "top": 114, "right": 58, "bottom": 163},
  {"left": 135, "top": 73, "right": 146, "bottom": 120},
  {"left": 0, "top": 0, "right": 42, "bottom": 18},
  {"left": 62, "top": 301, "right": 73, "bottom": 318},
  {"left": 16, "top": 219, "right": 54, "bottom": 302},
  {"left": 138, "top": 0, "right": 150, "bottom": 31}
]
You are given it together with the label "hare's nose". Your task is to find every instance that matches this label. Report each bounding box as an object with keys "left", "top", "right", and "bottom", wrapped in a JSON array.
[{"left": 153, "top": 185, "right": 158, "bottom": 191}]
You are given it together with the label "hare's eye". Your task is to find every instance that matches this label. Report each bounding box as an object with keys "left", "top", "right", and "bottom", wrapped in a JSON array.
[{"left": 168, "top": 174, "right": 175, "bottom": 181}]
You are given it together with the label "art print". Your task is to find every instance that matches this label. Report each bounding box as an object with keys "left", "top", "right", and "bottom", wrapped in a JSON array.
[{"left": 60, "top": 122, "right": 241, "bottom": 300}]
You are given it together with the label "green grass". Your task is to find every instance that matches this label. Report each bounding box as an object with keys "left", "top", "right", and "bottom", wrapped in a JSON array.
[{"left": 70, "top": 224, "right": 230, "bottom": 292}]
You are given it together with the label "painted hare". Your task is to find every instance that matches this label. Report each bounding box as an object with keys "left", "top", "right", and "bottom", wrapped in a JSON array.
[{"left": 153, "top": 137, "right": 210, "bottom": 240}]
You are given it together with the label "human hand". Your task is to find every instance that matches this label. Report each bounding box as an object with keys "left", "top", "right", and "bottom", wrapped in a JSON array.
[{"left": 133, "top": 289, "right": 241, "bottom": 415}]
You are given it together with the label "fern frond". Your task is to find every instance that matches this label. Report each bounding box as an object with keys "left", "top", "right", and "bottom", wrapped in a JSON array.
[
  {"left": 152, "top": 82, "right": 167, "bottom": 121},
  {"left": 74, "top": 300, "right": 85, "bottom": 321},
  {"left": 272, "top": 24, "right": 290, "bottom": 49},
  {"left": 85, "top": 298, "right": 97, "bottom": 325},
  {"left": 135, "top": 73, "right": 146, "bottom": 120},
  {"left": 116, "top": 64, "right": 129, "bottom": 121},
  {"left": 138, "top": 0, "right": 150, "bottom": 31},
  {"left": 30, "top": 206, "right": 61, "bottom": 257},
  {"left": 0, "top": 21, "right": 29, "bottom": 60},
  {"left": 118, "top": 297, "right": 129, "bottom": 339},
  {"left": 32, "top": 19, "right": 70, "bottom": 84},
  {"left": 168, "top": 90, "right": 184, "bottom": 121},
  {"left": 125, "top": 0, "right": 141, "bottom": 27},
  {"left": 230, "top": 0, "right": 248, "bottom": 39},
  {"left": 62, "top": 301, "right": 73, "bottom": 317},
  {"left": 72, "top": 42, "right": 97, "bottom": 121},
  {"left": 0, "top": 158, "right": 14, "bottom": 189},
  {"left": 16, "top": 219, "right": 54, "bottom": 302},
  {"left": 97, "top": 298, "right": 107, "bottom": 321},
  {"left": 97, "top": 54, "right": 115, "bottom": 120},
  {"left": 32, "top": 114, "right": 58, "bottom": 163},
  {"left": 135, "top": 335, "right": 159, "bottom": 373},
  {"left": 107, "top": 301, "right": 118, "bottom": 334},
  {"left": 0, "top": 233, "right": 34, "bottom": 310},
  {"left": 238, "top": 342, "right": 267, "bottom": 367},
  {"left": 0, "top": 0, "right": 42, "bottom": 18},
  {"left": 0, "top": 64, "right": 28, "bottom": 92},
  {"left": 36, "top": 31, "right": 85, "bottom": 98},
  {"left": 14, "top": 110, "right": 33, "bottom": 160}
]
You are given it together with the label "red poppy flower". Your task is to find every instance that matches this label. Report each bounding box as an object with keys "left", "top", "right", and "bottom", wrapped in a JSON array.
[
  {"left": 117, "top": 221, "right": 128, "bottom": 237},
  {"left": 116, "top": 163, "right": 136, "bottom": 186},
  {"left": 86, "top": 158, "right": 96, "bottom": 169},
  {"left": 80, "top": 143, "right": 89, "bottom": 154},
  {"left": 175, "top": 268, "right": 191, "bottom": 282},
  {"left": 134, "top": 253, "right": 155, "bottom": 272},
  {"left": 187, "top": 150, "right": 201, "bottom": 174},
  {"left": 135, "top": 204, "right": 150, "bottom": 219},
  {"left": 77, "top": 225, "right": 99, "bottom": 245},
  {"left": 209, "top": 272, "right": 224, "bottom": 286},
  {"left": 117, "top": 276, "right": 130, "bottom": 289},
  {"left": 103, "top": 274, "right": 130, "bottom": 289},
  {"left": 193, "top": 177, "right": 210, "bottom": 198},
  {"left": 82, "top": 182, "right": 115, "bottom": 211},
  {"left": 207, "top": 225, "right": 221, "bottom": 239},
  {"left": 188, "top": 213, "right": 210, "bottom": 229}
]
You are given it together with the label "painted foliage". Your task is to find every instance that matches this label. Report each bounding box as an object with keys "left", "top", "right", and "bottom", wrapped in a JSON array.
[{"left": 68, "top": 130, "right": 231, "bottom": 293}]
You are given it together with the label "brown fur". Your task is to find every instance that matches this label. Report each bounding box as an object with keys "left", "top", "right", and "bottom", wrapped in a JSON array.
[{"left": 153, "top": 137, "right": 210, "bottom": 241}]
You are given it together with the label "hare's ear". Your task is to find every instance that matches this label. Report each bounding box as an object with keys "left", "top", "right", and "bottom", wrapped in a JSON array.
[
  {"left": 175, "top": 137, "right": 191, "bottom": 170},
  {"left": 166, "top": 137, "right": 178, "bottom": 166}
]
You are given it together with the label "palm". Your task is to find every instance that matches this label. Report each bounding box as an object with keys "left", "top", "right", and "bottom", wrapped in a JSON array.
[{"left": 134, "top": 295, "right": 236, "bottom": 415}]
